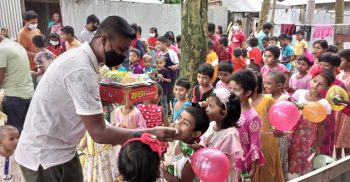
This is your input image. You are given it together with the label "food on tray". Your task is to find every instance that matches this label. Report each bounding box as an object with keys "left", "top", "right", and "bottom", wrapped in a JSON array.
[{"left": 102, "top": 71, "right": 151, "bottom": 85}]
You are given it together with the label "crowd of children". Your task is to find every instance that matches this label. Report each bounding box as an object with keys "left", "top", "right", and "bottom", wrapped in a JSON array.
[{"left": 3, "top": 16, "right": 350, "bottom": 182}]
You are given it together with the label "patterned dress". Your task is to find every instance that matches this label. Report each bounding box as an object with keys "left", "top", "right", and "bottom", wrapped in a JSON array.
[
  {"left": 252, "top": 96, "right": 284, "bottom": 182},
  {"left": 137, "top": 104, "right": 169, "bottom": 152},
  {"left": 288, "top": 90, "right": 331, "bottom": 174},
  {"left": 335, "top": 72, "right": 350, "bottom": 148},
  {"left": 83, "top": 133, "right": 119, "bottom": 182},
  {"left": 200, "top": 122, "right": 244, "bottom": 182},
  {"left": 236, "top": 109, "right": 265, "bottom": 179}
]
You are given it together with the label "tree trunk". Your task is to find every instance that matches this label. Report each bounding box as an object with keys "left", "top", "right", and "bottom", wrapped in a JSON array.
[
  {"left": 335, "top": 0, "right": 344, "bottom": 49},
  {"left": 180, "top": 0, "right": 208, "bottom": 85},
  {"left": 257, "top": 0, "right": 271, "bottom": 32},
  {"left": 270, "top": 0, "right": 277, "bottom": 35},
  {"left": 305, "top": 0, "right": 315, "bottom": 24}
]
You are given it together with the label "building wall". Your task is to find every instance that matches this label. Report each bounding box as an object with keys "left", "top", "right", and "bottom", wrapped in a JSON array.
[
  {"left": 60, "top": 0, "right": 227, "bottom": 40},
  {"left": 0, "top": 0, "right": 23, "bottom": 40}
]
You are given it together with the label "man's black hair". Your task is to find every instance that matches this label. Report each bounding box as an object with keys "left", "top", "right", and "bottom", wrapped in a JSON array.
[
  {"left": 61, "top": 26, "right": 75, "bottom": 36},
  {"left": 86, "top": 14, "right": 100, "bottom": 25},
  {"left": 22, "top": 10, "right": 38, "bottom": 21},
  {"left": 95, "top": 16, "right": 136, "bottom": 39}
]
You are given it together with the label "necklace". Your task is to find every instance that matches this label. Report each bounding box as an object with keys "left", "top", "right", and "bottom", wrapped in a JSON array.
[{"left": 3, "top": 157, "right": 12, "bottom": 180}]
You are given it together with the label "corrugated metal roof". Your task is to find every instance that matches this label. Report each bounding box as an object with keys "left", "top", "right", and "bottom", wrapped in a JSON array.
[
  {"left": 277, "top": 0, "right": 350, "bottom": 6},
  {"left": 222, "top": 0, "right": 263, "bottom": 12},
  {"left": 109, "top": 0, "right": 162, "bottom": 4},
  {"left": 0, "top": 0, "right": 23, "bottom": 40}
]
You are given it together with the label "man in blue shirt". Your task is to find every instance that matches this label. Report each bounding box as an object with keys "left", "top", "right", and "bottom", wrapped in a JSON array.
[{"left": 257, "top": 22, "right": 273, "bottom": 50}]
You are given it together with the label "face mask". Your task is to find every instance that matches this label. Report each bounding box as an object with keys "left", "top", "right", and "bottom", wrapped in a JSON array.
[
  {"left": 92, "top": 26, "right": 98, "bottom": 32},
  {"left": 28, "top": 23, "right": 38, "bottom": 30},
  {"left": 50, "top": 40, "right": 59, "bottom": 46},
  {"left": 103, "top": 39, "right": 126, "bottom": 67},
  {"left": 149, "top": 33, "right": 156, "bottom": 37},
  {"left": 233, "top": 26, "right": 239, "bottom": 31}
]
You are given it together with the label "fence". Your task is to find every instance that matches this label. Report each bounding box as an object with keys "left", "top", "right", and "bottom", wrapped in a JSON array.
[{"left": 288, "top": 155, "right": 350, "bottom": 182}]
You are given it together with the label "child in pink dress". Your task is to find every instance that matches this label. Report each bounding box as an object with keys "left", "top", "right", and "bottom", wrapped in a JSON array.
[
  {"left": 229, "top": 70, "right": 265, "bottom": 181},
  {"left": 137, "top": 84, "right": 169, "bottom": 153},
  {"left": 289, "top": 55, "right": 313, "bottom": 93},
  {"left": 199, "top": 88, "right": 244, "bottom": 182},
  {"left": 115, "top": 102, "right": 146, "bottom": 129},
  {"left": 260, "top": 46, "right": 290, "bottom": 80},
  {"left": 215, "top": 61, "right": 233, "bottom": 90},
  {"left": 289, "top": 66, "right": 333, "bottom": 177}
]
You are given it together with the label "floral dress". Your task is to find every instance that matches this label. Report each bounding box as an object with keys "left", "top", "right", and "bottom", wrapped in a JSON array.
[
  {"left": 83, "top": 133, "right": 119, "bottom": 182},
  {"left": 236, "top": 109, "right": 265, "bottom": 180},
  {"left": 288, "top": 90, "right": 331, "bottom": 174},
  {"left": 335, "top": 71, "right": 350, "bottom": 148}
]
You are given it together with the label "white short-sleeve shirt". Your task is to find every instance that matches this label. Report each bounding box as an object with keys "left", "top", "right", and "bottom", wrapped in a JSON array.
[{"left": 15, "top": 42, "right": 103, "bottom": 171}]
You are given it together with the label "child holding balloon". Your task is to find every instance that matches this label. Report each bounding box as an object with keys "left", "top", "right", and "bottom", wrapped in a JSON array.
[
  {"left": 288, "top": 65, "right": 333, "bottom": 178},
  {"left": 229, "top": 70, "right": 265, "bottom": 181},
  {"left": 263, "top": 70, "right": 290, "bottom": 180},
  {"left": 199, "top": 88, "right": 244, "bottom": 182}
]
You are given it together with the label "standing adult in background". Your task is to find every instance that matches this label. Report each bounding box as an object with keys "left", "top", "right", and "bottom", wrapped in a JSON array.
[
  {"left": 0, "top": 35, "right": 34, "bottom": 133},
  {"left": 131, "top": 23, "right": 144, "bottom": 67},
  {"left": 230, "top": 19, "right": 247, "bottom": 50},
  {"left": 17, "top": 10, "right": 41, "bottom": 71},
  {"left": 61, "top": 26, "right": 81, "bottom": 51},
  {"left": 16, "top": 16, "right": 176, "bottom": 182},
  {"left": 80, "top": 14, "right": 100, "bottom": 43},
  {"left": 48, "top": 12, "right": 63, "bottom": 34},
  {"left": 208, "top": 22, "right": 220, "bottom": 54},
  {"left": 257, "top": 23, "right": 273, "bottom": 51}
]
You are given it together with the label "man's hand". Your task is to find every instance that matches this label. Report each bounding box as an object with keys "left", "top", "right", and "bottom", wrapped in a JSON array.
[{"left": 149, "top": 127, "right": 178, "bottom": 142}]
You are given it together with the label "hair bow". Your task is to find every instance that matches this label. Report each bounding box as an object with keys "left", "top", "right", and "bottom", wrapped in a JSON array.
[
  {"left": 213, "top": 88, "right": 231, "bottom": 105},
  {"left": 308, "top": 64, "right": 323, "bottom": 78},
  {"left": 123, "top": 133, "right": 162, "bottom": 157}
]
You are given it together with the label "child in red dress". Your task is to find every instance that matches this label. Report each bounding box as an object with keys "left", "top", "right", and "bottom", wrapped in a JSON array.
[{"left": 137, "top": 84, "right": 169, "bottom": 153}]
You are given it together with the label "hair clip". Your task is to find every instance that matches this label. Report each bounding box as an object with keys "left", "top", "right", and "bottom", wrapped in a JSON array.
[
  {"left": 123, "top": 133, "right": 162, "bottom": 157},
  {"left": 213, "top": 88, "right": 231, "bottom": 105}
]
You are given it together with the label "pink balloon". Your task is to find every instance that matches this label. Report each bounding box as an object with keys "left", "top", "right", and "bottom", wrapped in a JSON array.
[
  {"left": 191, "top": 148, "right": 230, "bottom": 182},
  {"left": 268, "top": 101, "right": 299, "bottom": 131}
]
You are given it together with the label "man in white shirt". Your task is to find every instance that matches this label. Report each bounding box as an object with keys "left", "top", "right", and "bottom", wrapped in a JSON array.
[
  {"left": 16, "top": 16, "right": 177, "bottom": 182},
  {"left": 79, "top": 14, "right": 99, "bottom": 43}
]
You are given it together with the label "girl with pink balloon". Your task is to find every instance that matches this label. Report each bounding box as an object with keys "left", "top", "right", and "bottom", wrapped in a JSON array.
[
  {"left": 288, "top": 65, "right": 332, "bottom": 178},
  {"left": 264, "top": 70, "right": 291, "bottom": 180},
  {"left": 196, "top": 88, "right": 244, "bottom": 182}
]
